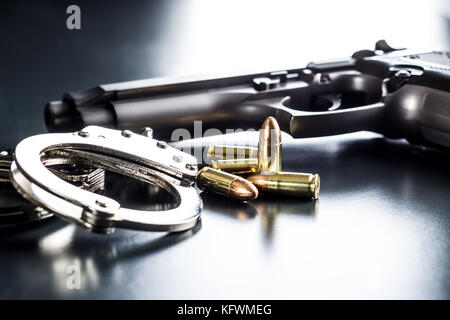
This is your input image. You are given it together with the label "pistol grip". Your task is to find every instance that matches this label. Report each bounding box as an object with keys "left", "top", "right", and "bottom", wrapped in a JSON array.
[{"left": 383, "top": 84, "right": 450, "bottom": 150}]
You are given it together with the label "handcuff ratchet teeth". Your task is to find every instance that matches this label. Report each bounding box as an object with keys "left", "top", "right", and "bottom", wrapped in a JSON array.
[
  {"left": 11, "top": 126, "right": 202, "bottom": 234},
  {"left": 1, "top": 149, "right": 105, "bottom": 225}
]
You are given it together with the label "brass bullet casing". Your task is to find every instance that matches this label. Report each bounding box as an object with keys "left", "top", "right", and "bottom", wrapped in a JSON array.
[
  {"left": 258, "top": 117, "right": 282, "bottom": 174},
  {"left": 206, "top": 145, "right": 258, "bottom": 161},
  {"left": 248, "top": 172, "right": 320, "bottom": 199},
  {"left": 196, "top": 167, "right": 258, "bottom": 201},
  {"left": 211, "top": 158, "right": 260, "bottom": 174}
]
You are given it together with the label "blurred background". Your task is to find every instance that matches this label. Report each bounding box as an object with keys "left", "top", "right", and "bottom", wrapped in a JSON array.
[{"left": 1, "top": 0, "right": 450, "bottom": 147}]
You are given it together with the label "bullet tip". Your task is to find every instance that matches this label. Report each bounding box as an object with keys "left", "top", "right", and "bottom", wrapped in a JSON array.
[
  {"left": 230, "top": 177, "right": 259, "bottom": 201},
  {"left": 247, "top": 174, "right": 270, "bottom": 191},
  {"left": 263, "top": 116, "right": 280, "bottom": 129},
  {"left": 259, "top": 117, "right": 281, "bottom": 144}
]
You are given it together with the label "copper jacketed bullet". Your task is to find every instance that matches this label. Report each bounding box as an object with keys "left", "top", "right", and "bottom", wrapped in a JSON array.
[
  {"left": 196, "top": 167, "right": 258, "bottom": 201},
  {"left": 206, "top": 145, "right": 258, "bottom": 162},
  {"left": 211, "top": 158, "right": 260, "bottom": 174},
  {"left": 248, "top": 172, "right": 320, "bottom": 199},
  {"left": 258, "top": 117, "right": 282, "bottom": 174}
]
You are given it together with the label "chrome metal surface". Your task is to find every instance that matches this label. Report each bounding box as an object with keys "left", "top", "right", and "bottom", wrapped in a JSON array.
[
  {"left": 11, "top": 126, "right": 202, "bottom": 233},
  {"left": 1, "top": 151, "right": 105, "bottom": 225},
  {"left": 0, "top": 150, "right": 13, "bottom": 183}
]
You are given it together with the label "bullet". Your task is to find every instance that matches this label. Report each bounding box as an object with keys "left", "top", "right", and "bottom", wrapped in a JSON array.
[
  {"left": 248, "top": 172, "right": 320, "bottom": 199},
  {"left": 206, "top": 145, "right": 258, "bottom": 161},
  {"left": 211, "top": 158, "right": 259, "bottom": 174},
  {"left": 196, "top": 167, "right": 258, "bottom": 201},
  {"left": 258, "top": 117, "right": 282, "bottom": 174}
]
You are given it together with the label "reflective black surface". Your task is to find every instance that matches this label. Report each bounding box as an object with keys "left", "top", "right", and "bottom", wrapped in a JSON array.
[{"left": 0, "top": 1, "right": 449, "bottom": 299}]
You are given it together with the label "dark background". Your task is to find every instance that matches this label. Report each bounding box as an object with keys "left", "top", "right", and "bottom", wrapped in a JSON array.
[{"left": 0, "top": 0, "right": 450, "bottom": 299}]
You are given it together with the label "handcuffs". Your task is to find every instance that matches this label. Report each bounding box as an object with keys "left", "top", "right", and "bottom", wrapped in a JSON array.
[
  {"left": 3, "top": 126, "right": 202, "bottom": 233},
  {"left": 0, "top": 149, "right": 104, "bottom": 225}
]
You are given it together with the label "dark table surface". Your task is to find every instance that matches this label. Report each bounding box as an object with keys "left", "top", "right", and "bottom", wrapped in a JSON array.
[{"left": 0, "top": 0, "right": 449, "bottom": 299}]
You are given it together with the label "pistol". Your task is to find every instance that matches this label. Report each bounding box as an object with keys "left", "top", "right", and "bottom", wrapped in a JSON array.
[{"left": 45, "top": 41, "right": 450, "bottom": 150}]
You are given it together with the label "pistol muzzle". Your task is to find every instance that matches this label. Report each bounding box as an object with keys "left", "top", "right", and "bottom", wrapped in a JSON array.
[{"left": 45, "top": 101, "right": 116, "bottom": 133}]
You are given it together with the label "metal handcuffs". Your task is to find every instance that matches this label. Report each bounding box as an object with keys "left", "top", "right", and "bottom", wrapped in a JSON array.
[
  {"left": 10, "top": 126, "right": 202, "bottom": 233},
  {"left": 1, "top": 149, "right": 104, "bottom": 225}
]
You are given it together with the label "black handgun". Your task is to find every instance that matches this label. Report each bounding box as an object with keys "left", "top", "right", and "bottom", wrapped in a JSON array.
[{"left": 45, "top": 41, "right": 450, "bottom": 150}]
